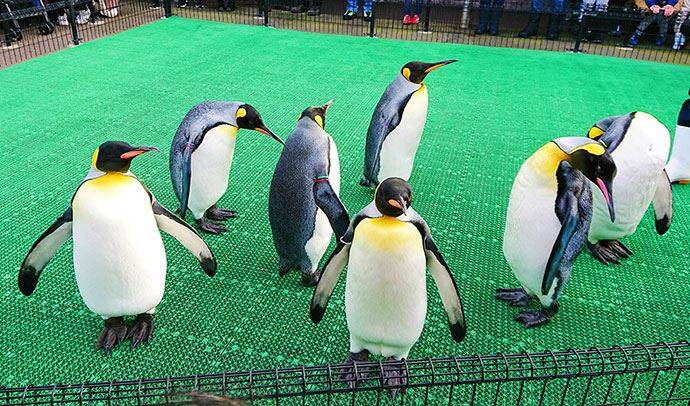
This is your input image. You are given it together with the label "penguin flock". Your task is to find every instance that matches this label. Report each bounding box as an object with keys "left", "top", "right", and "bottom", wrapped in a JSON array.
[{"left": 16, "top": 61, "right": 690, "bottom": 393}]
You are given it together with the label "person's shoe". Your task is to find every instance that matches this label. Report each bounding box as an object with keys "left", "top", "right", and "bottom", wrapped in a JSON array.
[
  {"left": 307, "top": 6, "right": 319, "bottom": 15},
  {"left": 518, "top": 12, "right": 540, "bottom": 38},
  {"left": 226, "top": 4, "right": 236, "bottom": 11},
  {"left": 629, "top": 34, "right": 639, "bottom": 46},
  {"left": 177, "top": 0, "right": 187, "bottom": 7},
  {"left": 90, "top": 15, "right": 105, "bottom": 25},
  {"left": 545, "top": 14, "right": 562, "bottom": 40},
  {"left": 290, "top": 5, "right": 305, "bottom": 13},
  {"left": 410, "top": 14, "right": 420, "bottom": 24},
  {"left": 403, "top": 14, "right": 412, "bottom": 24},
  {"left": 57, "top": 13, "right": 69, "bottom": 26},
  {"left": 363, "top": 10, "right": 372, "bottom": 21},
  {"left": 2, "top": 42, "right": 19, "bottom": 49},
  {"left": 217, "top": 5, "right": 225, "bottom": 11},
  {"left": 674, "top": 33, "right": 686, "bottom": 49},
  {"left": 193, "top": 2, "right": 204, "bottom": 8},
  {"left": 655, "top": 35, "right": 665, "bottom": 46},
  {"left": 489, "top": 27, "right": 499, "bottom": 35},
  {"left": 76, "top": 10, "right": 90, "bottom": 24},
  {"left": 343, "top": 9, "right": 356, "bottom": 20},
  {"left": 475, "top": 23, "right": 486, "bottom": 35}
]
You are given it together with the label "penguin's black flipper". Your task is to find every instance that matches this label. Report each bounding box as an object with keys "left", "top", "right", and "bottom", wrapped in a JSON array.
[
  {"left": 151, "top": 198, "right": 217, "bottom": 277},
  {"left": 652, "top": 169, "right": 672, "bottom": 235},
  {"left": 542, "top": 190, "right": 578, "bottom": 296},
  {"left": 313, "top": 177, "right": 350, "bottom": 240},
  {"left": 19, "top": 207, "right": 73, "bottom": 296},
  {"left": 310, "top": 243, "right": 350, "bottom": 324}
]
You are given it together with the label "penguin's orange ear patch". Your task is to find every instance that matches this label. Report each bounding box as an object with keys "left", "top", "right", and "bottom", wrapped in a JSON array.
[{"left": 588, "top": 126, "right": 604, "bottom": 139}]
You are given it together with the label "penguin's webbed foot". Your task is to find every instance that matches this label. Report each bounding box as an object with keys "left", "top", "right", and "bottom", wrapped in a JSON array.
[
  {"left": 340, "top": 350, "right": 369, "bottom": 388},
  {"left": 383, "top": 357, "right": 408, "bottom": 398},
  {"left": 515, "top": 309, "right": 552, "bottom": 328},
  {"left": 128, "top": 314, "right": 154, "bottom": 349},
  {"left": 205, "top": 205, "right": 237, "bottom": 221},
  {"left": 359, "top": 177, "right": 377, "bottom": 189},
  {"left": 301, "top": 271, "right": 321, "bottom": 287},
  {"left": 495, "top": 287, "right": 531, "bottom": 307},
  {"left": 589, "top": 240, "right": 632, "bottom": 265},
  {"left": 96, "top": 317, "right": 127, "bottom": 356},
  {"left": 195, "top": 218, "right": 227, "bottom": 234}
]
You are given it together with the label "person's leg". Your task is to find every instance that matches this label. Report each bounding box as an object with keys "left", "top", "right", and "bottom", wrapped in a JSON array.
[
  {"left": 656, "top": 13, "right": 670, "bottom": 44},
  {"left": 518, "top": 0, "right": 543, "bottom": 37},
  {"left": 414, "top": 0, "right": 423, "bottom": 15},
  {"left": 489, "top": 0, "right": 504, "bottom": 35},
  {"left": 476, "top": 0, "right": 490, "bottom": 34},
  {"left": 404, "top": 0, "right": 412, "bottom": 15},
  {"left": 344, "top": 0, "right": 357, "bottom": 18},
  {"left": 674, "top": 8, "right": 688, "bottom": 48},
  {"left": 546, "top": 0, "right": 565, "bottom": 40},
  {"left": 631, "top": 13, "right": 656, "bottom": 44},
  {"left": 307, "top": 0, "right": 320, "bottom": 15}
]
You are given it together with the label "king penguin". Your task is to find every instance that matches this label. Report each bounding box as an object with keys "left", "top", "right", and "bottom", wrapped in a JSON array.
[
  {"left": 19, "top": 141, "right": 217, "bottom": 355},
  {"left": 499, "top": 138, "right": 616, "bottom": 327},
  {"left": 268, "top": 101, "right": 350, "bottom": 287},
  {"left": 665, "top": 90, "right": 690, "bottom": 184},
  {"left": 170, "top": 101, "right": 283, "bottom": 234},
  {"left": 585, "top": 112, "right": 672, "bottom": 265},
  {"left": 360, "top": 60, "right": 457, "bottom": 188},
  {"left": 311, "top": 178, "right": 466, "bottom": 395}
]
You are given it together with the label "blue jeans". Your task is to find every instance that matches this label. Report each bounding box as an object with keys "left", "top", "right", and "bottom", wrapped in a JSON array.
[
  {"left": 532, "top": 0, "right": 566, "bottom": 14},
  {"left": 347, "top": 0, "right": 372, "bottom": 12},
  {"left": 404, "top": 0, "right": 423, "bottom": 15}
]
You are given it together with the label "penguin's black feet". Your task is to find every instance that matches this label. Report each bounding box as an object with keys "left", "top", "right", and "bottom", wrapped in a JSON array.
[
  {"left": 359, "top": 177, "right": 377, "bottom": 189},
  {"left": 515, "top": 305, "right": 557, "bottom": 328},
  {"left": 96, "top": 317, "right": 127, "bottom": 356},
  {"left": 382, "top": 357, "right": 408, "bottom": 398},
  {"left": 195, "top": 218, "right": 227, "bottom": 234},
  {"left": 128, "top": 314, "right": 154, "bottom": 349},
  {"left": 495, "top": 287, "right": 532, "bottom": 307},
  {"left": 589, "top": 240, "right": 632, "bottom": 265},
  {"left": 301, "top": 271, "right": 321, "bottom": 287},
  {"left": 205, "top": 205, "right": 237, "bottom": 221},
  {"left": 340, "top": 350, "right": 370, "bottom": 388}
]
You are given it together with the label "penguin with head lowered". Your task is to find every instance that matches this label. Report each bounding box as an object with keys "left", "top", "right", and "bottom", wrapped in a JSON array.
[
  {"left": 585, "top": 112, "right": 672, "bottom": 265},
  {"left": 268, "top": 101, "right": 349, "bottom": 287},
  {"left": 665, "top": 90, "right": 690, "bottom": 184},
  {"left": 360, "top": 60, "right": 457, "bottom": 188},
  {"left": 499, "top": 138, "right": 616, "bottom": 327},
  {"left": 170, "top": 101, "right": 283, "bottom": 234},
  {"left": 311, "top": 178, "right": 466, "bottom": 395},
  {"left": 19, "top": 141, "right": 217, "bottom": 355}
]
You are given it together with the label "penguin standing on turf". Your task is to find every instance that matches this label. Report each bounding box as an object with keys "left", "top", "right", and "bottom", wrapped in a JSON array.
[
  {"left": 268, "top": 101, "right": 349, "bottom": 287},
  {"left": 360, "top": 60, "right": 457, "bottom": 188},
  {"left": 170, "top": 101, "right": 283, "bottom": 234},
  {"left": 666, "top": 90, "right": 690, "bottom": 184},
  {"left": 311, "top": 178, "right": 465, "bottom": 394},
  {"left": 498, "top": 138, "right": 616, "bottom": 327},
  {"left": 585, "top": 112, "right": 672, "bottom": 265},
  {"left": 19, "top": 141, "right": 217, "bottom": 355}
]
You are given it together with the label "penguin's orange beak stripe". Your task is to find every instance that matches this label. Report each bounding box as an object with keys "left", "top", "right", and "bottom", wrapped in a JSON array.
[
  {"left": 388, "top": 199, "right": 402, "bottom": 209},
  {"left": 120, "top": 150, "right": 147, "bottom": 159}
]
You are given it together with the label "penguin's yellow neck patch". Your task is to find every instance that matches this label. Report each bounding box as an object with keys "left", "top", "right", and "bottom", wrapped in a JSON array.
[
  {"left": 354, "top": 216, "right": 422, "bottom": 252},
  {"left": 528, "top": 142, "right": 569, "bottom": 181},
  {"left": 88, "top": 172, "right": 135, "bottom": 189},
  {"left": 415, "top": 83, "right": 427, "bottom": 94}
]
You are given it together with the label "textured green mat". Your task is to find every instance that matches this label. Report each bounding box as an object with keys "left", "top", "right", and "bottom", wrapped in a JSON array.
[{"left": 1, "top": 17, "right": 690, "bottom": 390}]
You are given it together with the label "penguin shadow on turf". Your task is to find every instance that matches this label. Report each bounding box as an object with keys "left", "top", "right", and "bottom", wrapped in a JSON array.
[
  {"left": 170, "top": 101, "right": 284, "bottom": 235},
  {"left": 499, "top": 137, "right": 617, "bottom": 328},
  {"left": 310, "top": 178, "right": 466, "bottom": 397},
  {"left": 666, "top": 89, "right": 690, "bottom": 184},
  {"left": 360, "top": 59, "right": 458, "bottom": 189},
  {"left": 18, "top": 141, "right": 217, "bottom": 355},
  {"left": 584, "top": 112, "right": 673, "bottom": 266},
  {"left": 268, "top": 100, "right": 350, "bottom": 287}
]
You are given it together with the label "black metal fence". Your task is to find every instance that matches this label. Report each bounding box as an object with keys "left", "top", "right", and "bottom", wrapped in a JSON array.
[
  {"left": 1, "top": 0, "right": 689, "bottom": 67},
  {"left": 1, "top": 342, "right": 690, "bottom": 404}
]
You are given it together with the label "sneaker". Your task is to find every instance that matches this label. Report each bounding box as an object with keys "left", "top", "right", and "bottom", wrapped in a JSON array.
[
  {"left": 2, "top": 42, "right": 19, "bottom": 50},
  {"left": 226, "top": 4, "right": 236, "bottom": 11},
  {"left": 363, "top": 9, "right": 372, "bottom": 21},
  {"left": 177, "top": 0, "right": 187, "bottom": 6},
  {"left": 343, "top": 9, "right": 355, "bottom": 20},
  {"left": 57, "top": 13, "right": 69, "bottom": 26},
  {"left": 76, "top": 10, "right": 90, "bottom": 24},
  {"left": 403, "top": 13, "right": 412, "bottom": 24},
  {"left": 410, "top": 14, "right": 420, "bottom": 24},
  {"left": 306, "top": 6, "right": 319, "bottom": 15},
  {"left": 629, "top": 35, "right": 639, "bottom": 46},
  {"left": 90, "top": 16, "right": 105, "bottom": 25},
  {"left": 194, "top": 2, "right": 204, "bottom": 8},
  {"left": 673, "top": 33, "right": 683, "bottom": 50},
  {"left": 655, "top": 35, "right": 665, "bottom": 46},
  {"left": 290, "top": 5, "right": 305, "bottom": 13}
]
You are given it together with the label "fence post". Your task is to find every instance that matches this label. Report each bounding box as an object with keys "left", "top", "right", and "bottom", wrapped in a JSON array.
[
  {"left": 66, "top": 0, "right": 80, "bottom": 45},
  {"left": 368, "top": 2, "right": 376, "bottom": 37},
  {"left": 572, "top": 10, "right": 585, "bottom": 53},
  {"left": 422, "top": 0, "right": 431, "bottom": 32},
  {"left": 163, "top": 0, "right": 172, "bottom": 17}
]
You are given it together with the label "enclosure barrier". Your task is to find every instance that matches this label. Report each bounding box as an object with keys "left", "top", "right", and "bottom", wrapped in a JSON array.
[{"left": 2, "top": 341, "right": 690, "bottom": 404}]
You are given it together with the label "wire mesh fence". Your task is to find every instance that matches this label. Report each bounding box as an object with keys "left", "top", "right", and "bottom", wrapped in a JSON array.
[{"left": 1, "top": 341, "right": 689, "bottom": 404}]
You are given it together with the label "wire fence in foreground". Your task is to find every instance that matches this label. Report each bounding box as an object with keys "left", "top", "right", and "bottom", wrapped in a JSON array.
[{"left": 2, "top": 341, "right": 690, "bottom": 404}]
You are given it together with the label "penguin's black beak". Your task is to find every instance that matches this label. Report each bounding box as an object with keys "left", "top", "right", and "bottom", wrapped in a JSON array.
[
  {"left": 423, "top": 59, "right": 458, "bottom": 73},
  {"left": 595, "top": 177, "right": 616, "bottom": 222},
  {"left": 120, "top": 146, "right": 159, "bottom": 159},
  {"left": 255, "top": 125, "right": 285, "bottom": 145}
]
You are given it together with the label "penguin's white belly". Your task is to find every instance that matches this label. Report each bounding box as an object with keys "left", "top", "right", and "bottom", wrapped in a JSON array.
[
  {"left": 345, "top": 217, "right": 426, "bottom": 359},
  {"left": 304, "top": 138, "right": 341, "bottom": 272},
  {"left": 378, "top": 87, "right": 428, "bottom": 182},
  {"left": 589, "top": 125, "right": 668, "bottom": 242},
  {"left": 503, "top": 175, "right": 560, "bottom": 306},
  {"left": 72, "top": 174, "right": 167, "bottom": 318},
  {"left": 188, "top": 125, "right": 237, "bottom": 219}
]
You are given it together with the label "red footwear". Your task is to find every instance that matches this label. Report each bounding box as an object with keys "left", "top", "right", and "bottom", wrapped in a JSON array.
[
  {"left": 403, "top": 14, "right": 412, "bottom": 24},
  {"left": 411, "top": 14, "right": 420, "bottom": 24}
]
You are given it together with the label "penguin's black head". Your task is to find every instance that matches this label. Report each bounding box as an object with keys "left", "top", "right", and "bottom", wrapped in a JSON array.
[
  {"left": 569, "top": 144, "right": 617, "bottom": 222},
  {"left": 92, "top": 141, "right": 158, "bottom": 173},
  {"left": 401, "top": 59, "right": 457, "bottom": 84},
  {"left": 375, "top": 177, "right": 413, "bottom": 217},
  {"left": 235, "top": 104, "right": 284, "bottom": 145},
  {"left": 678, "top": 89, "right": 690, "bottom": 127},
  {"left": 299, "top": 100, "right": 334, "bottom": 130}
]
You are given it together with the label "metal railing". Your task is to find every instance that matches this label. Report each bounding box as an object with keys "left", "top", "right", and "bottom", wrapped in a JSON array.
[{"left": 2, "top": 342, "right": 690, "bottom": 404}]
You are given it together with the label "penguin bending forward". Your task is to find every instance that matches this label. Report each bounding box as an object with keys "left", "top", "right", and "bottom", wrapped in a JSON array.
[
  {"left": 268, "top": 101, "right": 349, "bottom": 287},
  {"left": 499, "top": 138, "right": 616, "bottom": 327},
  {"left": 666, "top": 90, "right": 690, "bottom": 184},
  {"left": 170, "top": 101, "right": 283, "bottom": 234},
  {"left": 586, "top": 112, "right": 672, "bottom": 265},
  {"left": 19, "top": 141, "right": 217, "bottom": 355},
  {"left": 360, "top": 60, "right": 457, "bottom": 188},
  {"left": 311, "top": 178, "right": 466, "bottom": 395}
]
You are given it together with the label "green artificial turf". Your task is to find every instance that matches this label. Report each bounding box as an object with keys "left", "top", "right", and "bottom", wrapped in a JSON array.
[{"left": 1, "top": 16, "right": 690, "bottom": 398}]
